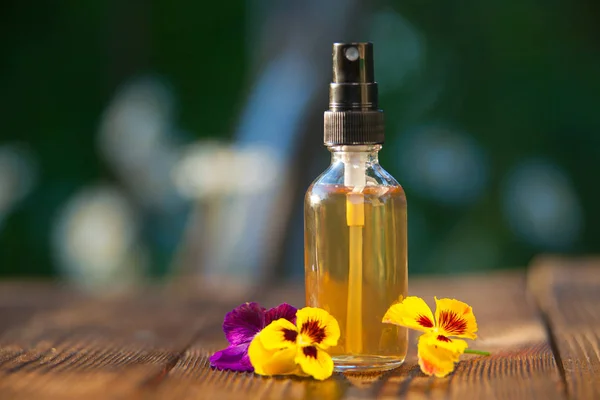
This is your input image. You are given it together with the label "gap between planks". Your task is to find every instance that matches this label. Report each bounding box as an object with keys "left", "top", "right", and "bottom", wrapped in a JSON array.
[{"left": 528, "top": 255, "right": 600, "bottom": 400}]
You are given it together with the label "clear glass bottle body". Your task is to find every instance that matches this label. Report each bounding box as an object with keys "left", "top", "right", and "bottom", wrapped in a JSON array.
[{"left": 304, "top": 145, "right": 408, "bottom": 371}]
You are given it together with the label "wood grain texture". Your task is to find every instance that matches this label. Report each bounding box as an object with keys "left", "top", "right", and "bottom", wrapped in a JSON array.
[
  {"left": 149, "top": 272, "right": 565, "bottom": 400},
  {"left": 0, "top": 270, "right": 569, "bottom": 399},
  {"left": 528, "top": 256, "right": 600, "bottom": 400},
  {"left": 0, "top": 286, "right": 231, "bottom": 400}
]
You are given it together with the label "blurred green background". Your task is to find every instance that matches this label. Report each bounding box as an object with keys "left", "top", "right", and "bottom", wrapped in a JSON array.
[{"left": 1, "top": 0, "right": 598, "bottom": 287}]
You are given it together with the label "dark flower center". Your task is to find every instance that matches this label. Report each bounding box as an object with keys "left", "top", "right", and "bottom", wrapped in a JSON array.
[
  {"left": 300, "top": 319, "right": 326, "bottom": 344},
  {"left": 303, "top": 346, "right": 318, "bottom": 359},
  {"left": 283, "top": 329, "right": 298, "bottom": 343}
]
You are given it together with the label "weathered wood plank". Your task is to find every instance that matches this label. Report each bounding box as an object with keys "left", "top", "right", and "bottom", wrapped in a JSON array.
[
  {"left": 528, "top": 256, "right": 600, "bottom": 400},
  {"left": 0, "top": 269, "right": 570, "bottom": 400},
  {"left": 152, "top": 272, "right": 564, "bottom": 400},
  {"left": 0, "top": 287, "right": 232, "bottom": 399},
  {"left": 0, "top": 347, "right": 177, "bottom": 399},
  {"left": 0, "top": 281, "right": 80, "bottom": 335}
]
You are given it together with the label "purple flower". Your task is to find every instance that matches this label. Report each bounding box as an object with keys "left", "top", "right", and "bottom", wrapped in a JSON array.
[{"left": 210, "top": 302, "right": 297, "bottom": 371}]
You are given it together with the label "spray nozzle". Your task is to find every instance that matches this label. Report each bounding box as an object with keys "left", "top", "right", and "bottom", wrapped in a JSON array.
[
  {"left": 329, "top": 42, "right": 378, "bottom": 111},
  {"left": 332, "top": 43, "right": 375, "bottom": 84},
  {"left": 324, "top": 42, "right": 384, "bottom": 146}
]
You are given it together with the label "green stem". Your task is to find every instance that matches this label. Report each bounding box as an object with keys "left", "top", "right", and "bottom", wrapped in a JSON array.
[{"left": 464, "top": 349, "right": 490, "bottom": 356}]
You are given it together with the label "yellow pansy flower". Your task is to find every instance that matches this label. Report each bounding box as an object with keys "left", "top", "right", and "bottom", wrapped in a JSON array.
[
  {"left": 383, "top": 296, "right": 479, "bottom": 377},
  {"left": 248, "top": 307, "right": 340, "bottom": 380}
]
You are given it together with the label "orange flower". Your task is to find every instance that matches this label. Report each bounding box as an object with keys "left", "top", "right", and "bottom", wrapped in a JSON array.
[{"left": 382, "top": 296, "right": 479, "bottom": 377}]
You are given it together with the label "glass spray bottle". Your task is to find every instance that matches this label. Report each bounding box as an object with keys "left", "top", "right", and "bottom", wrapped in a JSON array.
[{"left": 304, "top": 42, "right": 408, "bottom": 371}]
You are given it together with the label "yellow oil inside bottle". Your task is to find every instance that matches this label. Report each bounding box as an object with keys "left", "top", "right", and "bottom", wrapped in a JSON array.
[{"left": 304, "top": 183, "right": 408, "bottom": 371}]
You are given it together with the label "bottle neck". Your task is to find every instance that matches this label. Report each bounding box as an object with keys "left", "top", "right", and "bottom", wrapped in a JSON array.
[{"left": 328, "top": 145, "right": 381, "bottom": 164}]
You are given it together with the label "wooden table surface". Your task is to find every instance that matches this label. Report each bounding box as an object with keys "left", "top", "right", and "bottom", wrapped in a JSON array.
[{"left": 0, "top": 256, "right": 598, "bottom": 400}]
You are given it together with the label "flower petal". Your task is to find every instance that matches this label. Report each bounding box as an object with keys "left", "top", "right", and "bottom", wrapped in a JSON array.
[
  {"left": 295, "top": 346, "right": 334, "bottom": 381},
  {"left": 434, "top": 298, "right": 478, "bottom": 339},
  {"left": 209, "top": 343, "right": 253, "bottom": 372},
  {"left": 248, "top": 333, "right": 300, "bottom": 376},
  {"left": 382, "top": 296, "right": 435, "bottom": 333},
  {"left": 296, "top": 307, "right": 340, "bottom": 349},
  {"left": 223, "top": 302, "right": 266, "bottom": 346},
  {"left": 417, "top": 334, "right": 461, "bottom": 378},
  {"left": 259, "top": 318, "right": 299, "bottom": 350},
  {"left": 420, "top": 332, "right": 468, "bottom": 355},
  {"left": 265, "top": 303, "right": 297, "bottom": 325}
]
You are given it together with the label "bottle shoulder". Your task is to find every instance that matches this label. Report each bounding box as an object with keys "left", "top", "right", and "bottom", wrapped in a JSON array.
[
  {"left": 309, "top": 161, "right": 401, "bottom": 188},
  {"left": 305, "top": 162, "right": 406, "bottom": 207},
  {"left": 371, "top": 163, "right": 400, "bottom": 186}
]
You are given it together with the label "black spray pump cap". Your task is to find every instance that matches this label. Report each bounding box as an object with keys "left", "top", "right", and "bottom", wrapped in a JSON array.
[{"left": 324, "top": 42, "right": 385, "bottom": 146}]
